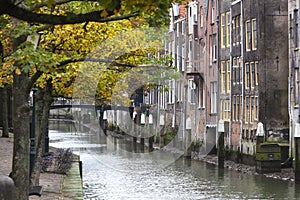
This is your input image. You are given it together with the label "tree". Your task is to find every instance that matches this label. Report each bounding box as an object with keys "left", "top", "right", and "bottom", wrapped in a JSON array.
[
  {"left": 0, "top": 0, "right": 172, "bottom": 26},
  {"left": 0, "top": 1, "right": 175, "bottom": 199}
]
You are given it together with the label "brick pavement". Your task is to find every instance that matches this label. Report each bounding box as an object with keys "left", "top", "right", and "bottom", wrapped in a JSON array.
[{"left": 0, "top": 132, "right": 82, "bottom": 200}]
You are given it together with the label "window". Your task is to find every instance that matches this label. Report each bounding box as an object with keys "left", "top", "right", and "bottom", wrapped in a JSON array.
[
  {"left": 220, "top": 99, "right": 223, "bottom": 119},
  {"left": 211, "top": 0, "right": 215, "bottom": 24},
  {"left": 245, "top": 18, "right": 258, "bottom": 51},
  {"left": 210, "top": 82, "right": 217, "bottom": 113},
  {"left": 251, "top": 62, "right": 255, "bottom": 89},
  {"left": 188, "top": 40, "right": 193, "bottom": 63},
  {"left": 200, "top": 7, "right": 204, "bottom": 27},
  {"left": 232, "top": 15, "right": 241, "bottom": 45},
  {"left": 209, "top": 35, "right": 213, "bottom": 65},
  {"left": 233, "top": 57, "right": 237, "bottom": 84},
  {"left": 239, "top": 57, "right": 242, "bottom": 84},
  {"left": 251, "top": 96, "right": 254, "bottom": 123},
  {"left": 221, "top": 13, "right": 226, "bottom": 48},
  {"left": 188, "top": 79, "right": 196, "bottom": 104},
  {"left": 255, "top": 61, "right": 259, "bottom": 86},
  {"left": 224, "top": 100, "right": 230, "bottom": 121},
  {"left": 232, "top": 18, "right": 236, "bottom": 46},
  {"left": 221, "top": 61, "right": 226, "bottom": 93},
  {"left": 233, "top": 56, "right": 241, "bottom": 84},
  {"left": 254, "top": 96, "right": 259, "bottom": 121},
  {"left": 159, "top": 85, "right": 166, "bottom": 109},
  {"left": 245, "top": 63, "right": 250, "bottom": 89},
  {"left": 237, "top": 95, "right": 241, "bottom": 121},
  {"left": 232, "top": 95, "right": 236, "bottom": 121},
  {"left": 295, "top": 68, "right": 299, "bottom": 106},
  {"left": 221, "top": 100, "right": 230, "bottom": 121},
  {"left": 252, "top": 19, "right": 257, "bottom": 50},
  {"left": 226, "top": 60, "right": 230, "bottom": 93},
  {"left": 244, "top": 96, "right": 250, "bottom": 124},
  {"left": 238, "top": 16, "right": 241, "bottom": 44},
  {"left": 199, "top": 78, "right": 204, "bottom": 108},
  {"left": 226, "top": 12, "right": 230, "bottom": 47},
  {"left": 213, "top": 34, "right": 217, "bottom": 61},
  {"left": 294, "top": 9, "right": 298, "bottom": 48},
  {"left": 245, "top": 20, "right": 251, "bottom": 51},
  {"left": 168, "top": 80, "right": 175, "bottom": 104}
]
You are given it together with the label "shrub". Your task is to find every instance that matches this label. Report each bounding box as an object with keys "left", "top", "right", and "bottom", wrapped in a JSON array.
[
  {"left": 53, "top": 148, "right": 73, "bottom": 174},
  {"left": 41, "top": 153, "right": 54, "bottom": 172}
]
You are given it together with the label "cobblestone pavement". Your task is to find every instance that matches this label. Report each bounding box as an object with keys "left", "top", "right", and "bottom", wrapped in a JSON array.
[{"left": 0, "top": 133, "right": 64, "bottom": 199}]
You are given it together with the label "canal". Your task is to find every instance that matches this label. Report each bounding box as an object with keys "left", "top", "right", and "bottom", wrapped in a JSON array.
[{"left": 49, "top": 123, "right": 300, "bottom": 199}]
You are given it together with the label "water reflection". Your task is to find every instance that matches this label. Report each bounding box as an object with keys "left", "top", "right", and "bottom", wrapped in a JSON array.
[{"left": 49, "top": 123, "right": 300, "bottom": 200}]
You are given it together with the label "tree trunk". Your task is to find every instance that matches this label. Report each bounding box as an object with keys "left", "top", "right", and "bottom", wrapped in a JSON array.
[
  {"left": 30, "top": 81, "right": 53, "bottom": 186},
  {"left": 11, "top": 73, "right": 31, "bottom": 200},
  {"left": 2, "top": 84, "right": 9, "bottom": 138}
]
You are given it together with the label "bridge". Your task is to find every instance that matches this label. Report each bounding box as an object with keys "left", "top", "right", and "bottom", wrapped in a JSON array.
[
  {"left": 49, "top": 104, "right": 136, "bottom": 134},
  {"left": 50, "top": 104, "right": 134, "bottom": 111}
]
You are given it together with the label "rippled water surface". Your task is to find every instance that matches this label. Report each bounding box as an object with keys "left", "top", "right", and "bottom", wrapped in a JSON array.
[{"left": 49, "top": 126, "right": 300, "bottom": 200}]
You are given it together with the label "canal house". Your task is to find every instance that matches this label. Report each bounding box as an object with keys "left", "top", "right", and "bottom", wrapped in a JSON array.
[{"left": 165, "top": 0, "right": 289, "bottom": 162}]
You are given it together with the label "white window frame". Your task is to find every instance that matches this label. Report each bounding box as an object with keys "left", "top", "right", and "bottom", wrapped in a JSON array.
[{"left": 210, "top": 82, "right": 217, "bottom": 114}]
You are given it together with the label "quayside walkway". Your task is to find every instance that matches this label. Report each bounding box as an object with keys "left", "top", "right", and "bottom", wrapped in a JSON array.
[{"left": 0, "top": 132, "right": 83, "bottom": 200}]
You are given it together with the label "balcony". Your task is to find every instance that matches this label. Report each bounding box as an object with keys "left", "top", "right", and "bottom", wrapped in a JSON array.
[{"left": 186, "top": 59, "right": 204, "bottom": 75}]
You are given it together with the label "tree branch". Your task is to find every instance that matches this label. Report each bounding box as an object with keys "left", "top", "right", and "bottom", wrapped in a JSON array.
[
  {"left": 29, "top": 71, "right": 44, "bottom": 90},
  {"left": 57, "top": 57, "right": 170, "bottom": 69},
  {"left": 56, "top": 57, "right": 137, "bottom": 68},
  {"left": 28, "top": 57, "right": 170, "bottom": 89},
  {"left": 1, "top": 0, "right": 138, "bottom": 25}
]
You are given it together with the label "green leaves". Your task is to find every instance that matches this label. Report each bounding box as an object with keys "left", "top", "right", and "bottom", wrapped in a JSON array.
[{"left": 8, "top": 43, "right": 58, "bottom": 74}]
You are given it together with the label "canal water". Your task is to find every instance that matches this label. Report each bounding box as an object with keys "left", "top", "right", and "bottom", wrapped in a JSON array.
[{"left": 49, "top": 123, "right": 300, "bottom": 200}]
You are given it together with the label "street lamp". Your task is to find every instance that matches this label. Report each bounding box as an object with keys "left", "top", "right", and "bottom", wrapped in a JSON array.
[
  {"left": 30, "top": 87, "right": 38, "bottom": 175},
  {"left": 27, "top": 31, "right": 42, "bottom": 175},
  {"left": 26, "top": 32, "right": 43, "bottom": 49}
]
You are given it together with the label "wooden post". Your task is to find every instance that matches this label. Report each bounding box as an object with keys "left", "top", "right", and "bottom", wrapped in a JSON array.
[
  {"left": 149, "top": 136, "right": 154, "bottom": 152},
  {"left": 140, "top": 138, "right": 145, "bottom": 153},
  {"left": 184, "top": 117, "right": 191, "bottom": 158},
  {"left": 218, "top": 120, "right": 225, "bottom": 168},
  {"left": 256, "top": 122, "right": 265, "bottom": 145},
  {"left": 295, "top": 123, "right": 300, "bottom": 183},
  {"left": 218, "top": 132, "right": 225, "bottom": 168},
  {"left": 133, "top": 137, "right": 137, "bottom": 153}
]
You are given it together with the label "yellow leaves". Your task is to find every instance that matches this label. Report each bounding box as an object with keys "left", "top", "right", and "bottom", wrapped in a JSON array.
[
  {"left": 101, "top": 10, "right": 108, "bottom": 18},
  {"left": 2, "top": 62, "right": 11, "bottom": 70},
  {"left": 15, "top": 68, "right": 21, "bottom": 75}
]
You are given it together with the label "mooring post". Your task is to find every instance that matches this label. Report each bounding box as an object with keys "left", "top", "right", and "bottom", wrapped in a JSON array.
[
  {"left": 218, "top": 120, "right": 225, "bottom": 168},
  {"left": 184, "top": 117, "right": 191, "bottom": 158},
  {"left": 140, "top": 138, "right": 145, "bottom": 153},
  {"left": 149, "top": 136, "right": 154, "bottom": 152},
  {"left": 295, "top": 123, "right": 300, "bottom": 183},
  {"left": 0, "top": 175, "right": 15, "bottom": 200},
  {"left": 133, "top": 136, "right": 137, "bottom": 153}
]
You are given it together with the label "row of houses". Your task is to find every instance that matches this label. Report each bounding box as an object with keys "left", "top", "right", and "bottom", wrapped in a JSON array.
[{"left": 135, "top": 0, "right": 300, "bottom": 159}]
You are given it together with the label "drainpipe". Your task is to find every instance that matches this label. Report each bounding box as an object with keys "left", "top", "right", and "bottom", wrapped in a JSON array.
[
  {"left": 238, "top": 0, "right": 244, "bottom": 155},
  {"left": 229, "top": 3, "right": 233, "bottom": 149}
]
